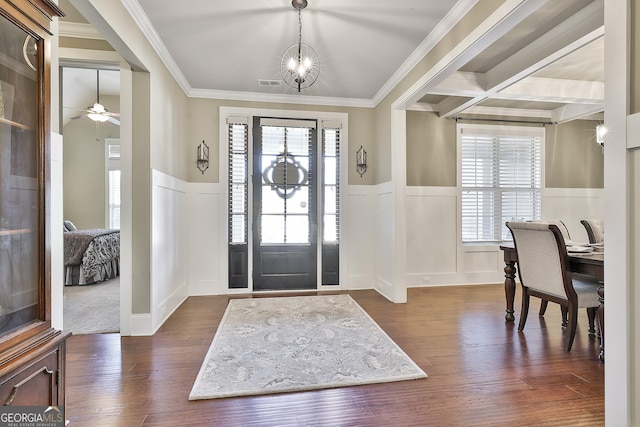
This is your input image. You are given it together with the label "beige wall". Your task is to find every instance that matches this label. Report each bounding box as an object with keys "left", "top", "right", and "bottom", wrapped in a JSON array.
[
  {"left": 405, "top": 111, "right": 604, "bottom": 189},
  {"left": 632, "top": 0, "right": 640, "bottom": 113},
  {"left": 186, "top": 98, "right": 375, "bottom": 185},
  {"left": 62, "top": 95, "right": 120, "bottom": 229},
  {"left": 131, "top": 71, "right": 151, "bottom": 314},
  {"left": 545, "top": 120, "right": 604, "bottom": 188},
  {"left": 406, "top": 111, "right": 456, "bottom": 186}
]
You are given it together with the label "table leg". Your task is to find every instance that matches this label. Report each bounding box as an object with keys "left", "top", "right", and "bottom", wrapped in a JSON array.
[
  {"left": 504, "top": 260, "right": 517, "bottom": 322},
  {"left": 597, "top": 282, "right": 604, "bottom": 362}
]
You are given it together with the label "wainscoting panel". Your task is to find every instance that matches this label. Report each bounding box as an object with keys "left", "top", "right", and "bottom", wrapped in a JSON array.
[
  {"left": 405, "top": 187, "right": 457, "bottom": 278},
  {"left": 542, "top": 188, "right": 605, "bottom": 244},
  {"left": 186, "top": 183, "right": 222, "bottom": 295},
  {"left": 375, "top": 182, "right": 395, "bottom": 297},
  {"left": 344, "top": 186, "right": 376, "bottom": 289},
  {"left": 151, "top": 170, "right": 189, "bottom": 333},
  {"left": 404, "top": 187, "right": 604, "bottom": 288}
]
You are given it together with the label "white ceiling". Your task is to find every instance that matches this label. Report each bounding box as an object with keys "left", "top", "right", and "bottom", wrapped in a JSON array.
[{"left": 60, "top": 0, "right": 604, "bottom": 122}]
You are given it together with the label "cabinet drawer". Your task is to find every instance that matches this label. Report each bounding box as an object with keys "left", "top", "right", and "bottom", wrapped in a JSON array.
[{"left": 0, "top": 347, "right": 61, "bottom": 406}]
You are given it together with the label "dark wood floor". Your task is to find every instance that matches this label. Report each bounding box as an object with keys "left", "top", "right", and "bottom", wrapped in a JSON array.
[{"left": 65, "top": 284, "right": 604, "bottom": 426}]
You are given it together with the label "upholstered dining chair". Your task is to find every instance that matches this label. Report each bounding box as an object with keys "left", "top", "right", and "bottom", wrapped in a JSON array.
[
  {"left": 506, "top": 221, "right": 600, "bottom": 351},
  {"left": 529, "top": 219, "right": 572, "bottom": 316},
  {"left": 580, "top": 219, "right": 604, "bottom": 244}
]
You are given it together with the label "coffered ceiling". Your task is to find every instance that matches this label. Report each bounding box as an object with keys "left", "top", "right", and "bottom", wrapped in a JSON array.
[{"left": 60, "top": 0, "right": 604, "bottom": 122}]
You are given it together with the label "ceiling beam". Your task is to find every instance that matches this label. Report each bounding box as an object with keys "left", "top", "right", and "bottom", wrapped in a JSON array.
[
  {"left": 551, "top": 103, "right": 604, "bottom": 124},
  {"left": 394, "top": 0, "right": 549, "bottom": 110},
  {"left": 484, "top": 1, "right": 604, "bottom": 89},
  {"left": 437, "top": 1, "right": 604, "bottom": 118}
]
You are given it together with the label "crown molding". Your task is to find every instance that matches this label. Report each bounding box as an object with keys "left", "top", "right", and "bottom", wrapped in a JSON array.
[
  {"left": 59, "top": 21, "right": 103, "bottom": 40},
  {"left": 121, "top": 0, "right": 192, "bottom": 95},
  {"left": 188, "top": 88, "right": 375, "bottom": 108},
  {"left": 371, "top": 0, "right": 479, "bottom": 107}
]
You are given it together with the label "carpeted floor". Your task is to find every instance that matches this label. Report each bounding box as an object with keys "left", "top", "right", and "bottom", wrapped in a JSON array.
[
  {"left": 64, "top": 277, "right": 120, "bottom": 334},
  {"left": 189, "top": 294, "right": 427, "bottom": 400}
]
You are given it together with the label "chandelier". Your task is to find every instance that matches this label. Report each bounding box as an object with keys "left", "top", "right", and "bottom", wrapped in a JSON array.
[{"left": 281, "top": 0, "right": 319, "bottom": 92}]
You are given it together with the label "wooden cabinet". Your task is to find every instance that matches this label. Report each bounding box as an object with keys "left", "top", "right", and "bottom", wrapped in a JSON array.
[{"left": 0, "top": 0, "right": 67, "bottom": 409}]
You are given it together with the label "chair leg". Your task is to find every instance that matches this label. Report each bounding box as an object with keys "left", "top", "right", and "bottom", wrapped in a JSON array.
[
  {"left": 538, "top": 300, "right": 548, "bottom": 316},
  {"left": 566, "top": 304, "right": 579, "bottom": 352},
  {"left": 560, "top": 306, "right": 568, "bottom": 327},
  {"left": 586, "top": 307, "right": 597, "bottom": 335},
  {"left": 518, "top": 287, "right": 531, "bottom": 331}
]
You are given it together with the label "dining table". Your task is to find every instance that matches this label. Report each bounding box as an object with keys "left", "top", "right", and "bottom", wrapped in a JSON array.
[{"left": 499, "top": 243, "right": 604, "bottom": 361}]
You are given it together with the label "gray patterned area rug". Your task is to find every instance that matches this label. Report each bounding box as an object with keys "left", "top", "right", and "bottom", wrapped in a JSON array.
[{"left": 188, "top": 294, "right": 427, "bottom": 400}]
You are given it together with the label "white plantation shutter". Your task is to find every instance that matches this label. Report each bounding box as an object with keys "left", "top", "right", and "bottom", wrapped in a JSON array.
[
  {"left": 108, "top": 170, "right": 121, "bottom": 229},
  {"left": 322, "top": 125, "right": 340, "bottom": 243},
  {"left": 460, "top": 125, "right": 542, "bottom": 242},
  {"left": 106, "top": 141, "right": 121, "bottom": 229},
  {"left": 228, "top": 119, "right": 249, "bottom": 244}
]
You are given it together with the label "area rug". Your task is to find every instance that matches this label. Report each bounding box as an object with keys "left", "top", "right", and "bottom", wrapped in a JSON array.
[{"left": 188, "top": 294, "right": 426, "bottom": 400}]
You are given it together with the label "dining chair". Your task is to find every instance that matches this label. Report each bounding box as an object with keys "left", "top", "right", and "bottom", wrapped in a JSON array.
[
  {"left": 529, "top": 219, "right": 571, "bottom": 317},
  {"left": 506, "top": 221, "right": 600, "bottom": 351},
  {"left": 580, "top": 219, "right": 604, "bottom": 244}
]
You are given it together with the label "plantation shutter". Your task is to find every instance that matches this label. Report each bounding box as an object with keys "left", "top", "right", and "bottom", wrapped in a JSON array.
[
  {"left": 460, "top": 125, "right": 542, "bottom": 242},
  {"left": 228, "top": 117, "right": 249, "bottom": 245}
]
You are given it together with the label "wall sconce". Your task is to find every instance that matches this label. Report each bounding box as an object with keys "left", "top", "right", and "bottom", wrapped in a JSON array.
[
  {"left": 196, "top": 140, "right": 209, "bottom": 174},
  {"left": 356, "top": 145, "right": 367, "bottom": 177},
  {"left": 596, "top": 124, "right": 607, "bottom": 147}
]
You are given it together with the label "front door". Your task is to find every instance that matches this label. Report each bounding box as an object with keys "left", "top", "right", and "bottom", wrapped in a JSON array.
[{"left": 252, "top": 117, "right": 318, "bottom": 290}]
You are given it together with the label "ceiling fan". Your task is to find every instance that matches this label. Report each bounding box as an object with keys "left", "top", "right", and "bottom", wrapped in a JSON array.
[{"left": 70, "top": 69, "right": 120, "bottom": 126}]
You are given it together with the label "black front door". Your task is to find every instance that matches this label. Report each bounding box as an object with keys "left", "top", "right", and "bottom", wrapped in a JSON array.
[{"left": 252, "top": 117, "right": 318, "bottom": 290}]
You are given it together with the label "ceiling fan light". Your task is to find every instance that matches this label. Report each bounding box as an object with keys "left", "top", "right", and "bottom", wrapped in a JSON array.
[
  {"left": 88, "top": 112, "right": 109, "bottom": 122},
  {"left": 92, "top": 103, "right": 106, "bottom": 113}
]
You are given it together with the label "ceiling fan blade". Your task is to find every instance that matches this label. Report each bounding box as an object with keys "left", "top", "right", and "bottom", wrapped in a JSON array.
[
  {"left": 107, "top": 116, "right": 120, "bottom": 126},
  {"left": 70, "top": 113, "right": 89, "bottom": 120}
]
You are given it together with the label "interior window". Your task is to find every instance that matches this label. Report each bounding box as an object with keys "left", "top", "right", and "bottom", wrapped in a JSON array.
[{"left": 458, "top": 124, "right": 543, "bottom": 243}]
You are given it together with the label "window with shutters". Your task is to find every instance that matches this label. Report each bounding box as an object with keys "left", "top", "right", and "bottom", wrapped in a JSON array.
[
  {"left": 228, "top": 121, "right": 249, "bottom": 245},
  {"left": 458, "top": 124, "right": 543, "bottom": 243},
  {"left": 106, "top": 140, "right": 121, "bottom": 229},
  {"left": 322, "top": 127, "right": 340, "bottom": 243}
]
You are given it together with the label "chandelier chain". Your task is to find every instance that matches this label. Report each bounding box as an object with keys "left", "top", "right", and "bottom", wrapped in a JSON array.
[{"left": 298, "top": 8, "right": 302, "bottom": 48}]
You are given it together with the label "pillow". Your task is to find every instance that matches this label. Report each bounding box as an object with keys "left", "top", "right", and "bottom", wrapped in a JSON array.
[{"left": 64, "top": 220, "right": 77, "bottom": 231}]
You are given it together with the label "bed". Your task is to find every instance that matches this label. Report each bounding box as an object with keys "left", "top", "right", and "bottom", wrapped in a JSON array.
[{"left": 64, "top": 225, "right": 120, "bottom": 286}]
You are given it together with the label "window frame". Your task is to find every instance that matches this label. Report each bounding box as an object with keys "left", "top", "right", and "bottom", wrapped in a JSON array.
[
  {"left": 456, "top": 123, "right": 545, "bottom": 244},
  {"left": 104, "top": 138, "right": 121, "bottom": 230}
]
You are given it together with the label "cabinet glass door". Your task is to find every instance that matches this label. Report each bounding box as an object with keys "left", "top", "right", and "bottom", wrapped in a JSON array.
[{"left": 0, "top": 13, "right": 41, "bottom": 336}]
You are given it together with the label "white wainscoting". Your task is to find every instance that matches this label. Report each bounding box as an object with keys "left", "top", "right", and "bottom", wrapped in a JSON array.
[
  {"left": 51, "top": 133, "right": 64, "bottom": 330},
  {"left": 150, "top": 170, "right": 189, "bottom": 333},
  {"left": 187, "top": 183, "right": 223, "bottom": 295},
  {"left": 375, "top": 181, "right": 396, "bottom": 299},
  {"left": 146, "top": 175, "right": 604, "bottom": 321},
  {"left": 404, "top": 186, "right": 604, "bottom": 288},
  {"left": 344, "top": 185, "right": 376, "bottom": 290},
  {"left": 541, "top": 188, "right": 605, "bottom": 244}
]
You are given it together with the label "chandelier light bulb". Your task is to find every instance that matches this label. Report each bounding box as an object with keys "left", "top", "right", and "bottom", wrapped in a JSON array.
[{"left": 280, "top": 1, "right": 319, "bottom": 92}]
